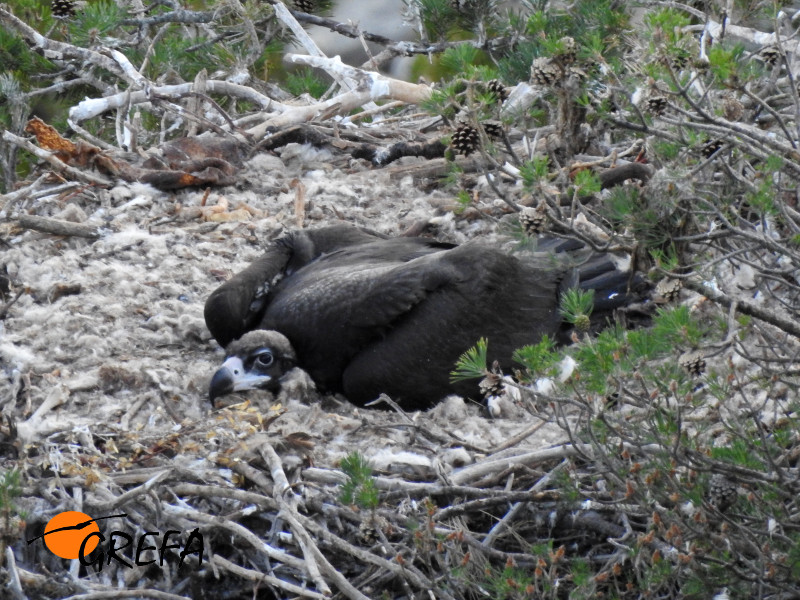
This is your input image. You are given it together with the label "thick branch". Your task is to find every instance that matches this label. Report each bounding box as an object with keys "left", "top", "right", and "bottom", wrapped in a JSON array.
[
  {"left": 287, "top": 54, "right": 431, "bottom": 104},
  {"left": 244, "top": 56, "right": 432, "bottom": 138},
  {"left": 69, "top": 81, "right": 277, "bottom": 124},
  {"left": 265, "top": 0, "right": 515, "bottom": 56},
  {"left": 17, "top": 215, "right": 101, "bottom": 239},
  {"left": 120, "top": 9, "right": 218, "bottom": 27},
  {"left": 683, "top": 277, "right": 800, "bottom": 340}
]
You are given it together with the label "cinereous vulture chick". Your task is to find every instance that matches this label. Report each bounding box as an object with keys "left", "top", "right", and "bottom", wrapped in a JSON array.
[{"left": 205, "top": 225, "right": 646, "bottom": 410}]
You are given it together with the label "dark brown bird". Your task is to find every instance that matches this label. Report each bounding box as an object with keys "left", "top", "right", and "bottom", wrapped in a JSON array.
[{"left": 205, "top": 225, "right": 644, "bottom": 410}]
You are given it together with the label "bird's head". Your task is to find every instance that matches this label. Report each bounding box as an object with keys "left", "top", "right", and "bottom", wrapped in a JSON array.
[{"left": 209, "top": 330, "right": 297, "bottom": 406}]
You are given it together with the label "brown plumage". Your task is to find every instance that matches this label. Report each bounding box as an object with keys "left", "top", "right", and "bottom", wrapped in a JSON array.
[{"left": 205, "top": 225, "right": 646, "bottom": 409}]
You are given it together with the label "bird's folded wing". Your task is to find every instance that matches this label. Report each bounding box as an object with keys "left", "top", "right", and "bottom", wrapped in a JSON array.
[
  {"left": 205, "top": 226, "right": 388, "bottom": 347},
  {"left": 342, "top": 247, "right": 491, "bottom": 329},
  {"left": 204, "top": 246, "right": 292, "bottom": 347}
]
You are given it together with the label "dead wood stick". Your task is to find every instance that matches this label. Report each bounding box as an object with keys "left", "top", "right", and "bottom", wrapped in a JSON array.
[
  {"left": 304, "top": 467, "right": 537, "bottom": 499},
  {"left": 481, "top": 461, "right": 567, "bottom": 548},
  {"left": 161, "top": 503, "right": 307, "bottom": 571},
  {"left": 210, "top": 555, "right": 326, "bottom": 599},
  {"left": 279, "top": 508, "right": 366, "bottom": 600},
  {"left": 291, "top": 179, "right": 306, "bottom": 228},
  {"left": 245, "top": 55, "right": 431, "bottom": 137},
  {"left": 288, "top": 54, "right": 431, "bottom": 105},
  {"left": 598, "top": 162, "right": 655, "bottom": 188},
  {"left": 0, "top": 289, "right": 25, "bottom": 321},
  {"left": 295, "top": 510, "right": 447, "bottom": 598},
  {"left": 170, "top": 483, "right": 277, "bottom": 510},
  {"left": 17, "top": 214, "right": 101, "bottom": 239},
  {"left": 683, "top": 276, "right": 800, "bottom": 340},
  {"left": 258, "top": 443, "right": 335, "bottom": 599},
  {"left": 4, "top": 547, "right": 23, "bottom": 597},
  {"left": 488, "top": 418, "right": 551, "bottom": 454},
  {"left": 450, "top": 444, "right": 585, "bottom": 486},
  {"left": 0, "top": 7, "right": 130, "bottom": 85},
  {"left": 434, "top": 488, "right": 562, "bottom": 521},
  {"left": 89, "top": 469, "right": 172, "bottom": 512},
  {"left": 0, "top": 174, "right": 50, "bottom": 208},
  {"left": 61, "top": 589, "right": 190, "bottom": 599}
]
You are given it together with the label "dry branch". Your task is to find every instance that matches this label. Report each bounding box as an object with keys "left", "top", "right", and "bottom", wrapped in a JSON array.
[
  {"left": 244, "top": 56, "right": 432, "bottom": 138},
  {"left": 60, "top": 590, "right": 190, "bottom": 600},
  {"left": 450, "top": 444, "right": 584, "bottom": 486},
  {"left": 683, "top": 276, "right": 800, "bottom": 340},
  {"left": 160, "top": 503, "right": 307, "bottom": 571},
  {"left": 70, "top": 81, "right": 276, "bottom": 125},
  {"left": 16, "top": 214, "right": 101, "bottom": 239},
  {"left": 210, "top": 555, "right": 326, "bottom": 599},
  {"left": 265, "top": 0, "right": 517, "bottom": 59},
  {"left": 257, "top": 442, "right": 333, "bottom": 597}
]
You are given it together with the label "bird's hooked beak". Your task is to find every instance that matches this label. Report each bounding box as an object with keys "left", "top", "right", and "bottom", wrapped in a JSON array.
[{"left": 209, "top": 356, "right": 272, "bottom": 406}]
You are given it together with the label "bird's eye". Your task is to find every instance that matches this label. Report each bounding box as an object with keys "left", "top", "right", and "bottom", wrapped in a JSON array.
[{"left": 254, "top": 350, "right": 274, "bottom": 368}]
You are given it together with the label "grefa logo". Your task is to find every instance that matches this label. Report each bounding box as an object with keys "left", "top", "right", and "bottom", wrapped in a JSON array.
[{"left": 27, "top": 510, "right": 204, "bottom": 570}]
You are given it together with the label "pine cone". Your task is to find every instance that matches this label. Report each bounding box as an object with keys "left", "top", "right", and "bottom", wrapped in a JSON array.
[
  {"left": 645, "top": 95, "right": 668, "bottom": 116},
  {"left": 482, "top": 121, "right": 503, "bottom": 139},
  {"left": 479, "top": 372, "right": 505, "bottom": 398},
  {"left": 554, "top": 36, "right": 577, "bottom": 65},
  {"left": 655, "top": 278, "right": 682, "bottom": 302},
  {"left": 450, "top": 124, "right": 479, "bottom": 156},
  {"left": 702, "top": 139, "right": 724, "bottom": 158},
  {"left": 679, "top": 350, "right": 706, "bottom": 376},
  {"left": 707, "top": 473, "right": 737, "bottom": 512},
  {"left": 51, "top": 0, "right": 76, "bottom": 18},
  {"left": 671, "top": 50, "right": 690, "bottom": 71},
  {"left": 567, "top": 66, "right": 588, "bottom": 82},
  {"left": 358, "top": 515, "right": 389, "bottom": 543},
  {"left": 530, "top": 57, "right": 562, "bottom": 86},
  {"left": 723, "top": 96, "right": 744, "bottom": 122},
  {"left": 519, "top": 202, "right": 548, "bottom": 236},
  {"left": 760, "top": 47, "right": 780, "bottom": 67},
  {"left": 486, "top": 79, "right": 508, "bottom": 104}
]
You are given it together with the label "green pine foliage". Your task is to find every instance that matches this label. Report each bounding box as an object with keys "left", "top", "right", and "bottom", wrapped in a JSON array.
[
  {"left": 0, "top": 468, "right": 21, "bottom": 516},
  {"left": 0, "top": 24, "right": 49, "bottom": 78},
  {"left": 338, "top": 452, "right": 379, "bottom": 510},
  {"left": 512, "top": 334, "right": 558, "bottom": 378},
  {"left": 559, "top": 287, "right": 594, "bottom": 327},
  {"left": 411, "top": 0, "right": 460, "bottom": 42},
  {"left": 67, "top": 0, "right": 127, "bottom": 47},
  {"left": 571, "top": 169, "right": 601, "bottom": 196},
  {"left": 450, "top": 337, "right": 488, "bottom": 382},
  {"left": 0, "top": 469, "right": 23, "bottom": 563},
  {"left": 519, "top": 156, "right": 550, "bottom": 191},
  {"left": 285, "top": 67, "right": 330, "bottom": 99},
  {"left": 496, "top": 0, "right": 629, "bottom": 82}
]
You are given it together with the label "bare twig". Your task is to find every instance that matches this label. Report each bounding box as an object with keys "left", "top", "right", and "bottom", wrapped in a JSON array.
[
  {"left": 210, "top": 555, "right": 326, "bottom": 599},
  {"left": 16, "top": 214, "right": 102, "bottom": 239},
  {"left": 682, "top": 276, "right": 800, "bottom": 340}
]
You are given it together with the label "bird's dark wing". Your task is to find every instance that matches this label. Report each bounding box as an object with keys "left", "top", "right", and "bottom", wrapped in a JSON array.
[
  {"left": 204, "top": 225, "right": 388, "bottom": 347},
  {"left": 339, "top": 244, "right": 567, "bottom": 408},
  {"left": 262, "top": 241, "right": 565, "bottom": 405},
  {"left": 204, "top": 248, "right": 292, "bottom": 347}
]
